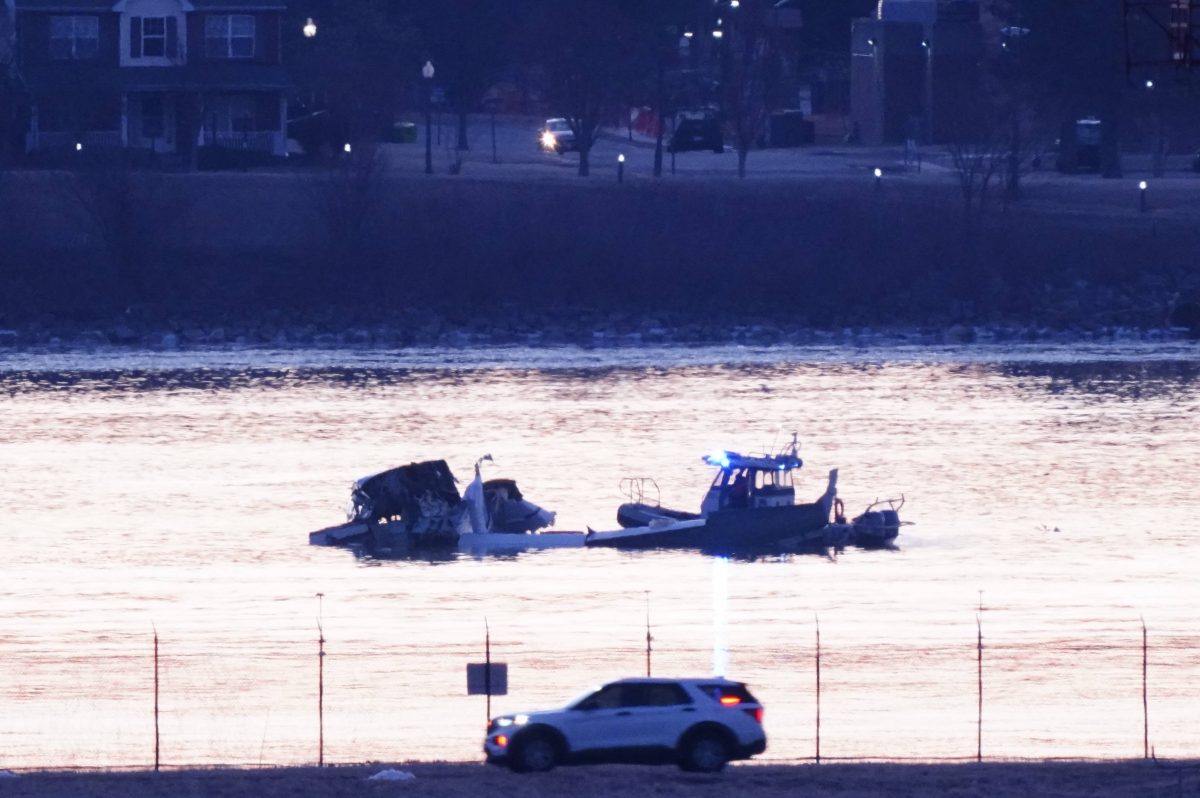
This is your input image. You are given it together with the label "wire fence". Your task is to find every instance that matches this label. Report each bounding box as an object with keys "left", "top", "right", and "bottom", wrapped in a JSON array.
[{"left": 1, "top": 613, "right": 1197, "bottom": 770}]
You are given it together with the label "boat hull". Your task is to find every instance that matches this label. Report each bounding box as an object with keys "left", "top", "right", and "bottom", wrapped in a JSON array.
[
  {"left": 457, "top": 531, "right": 586, "bottom": 555},
  {"left": 616, "top": 502, "right": 699, "bottom": 529},
  {"left": 586, "top": 501, "right": 832, "bottom": 555}
]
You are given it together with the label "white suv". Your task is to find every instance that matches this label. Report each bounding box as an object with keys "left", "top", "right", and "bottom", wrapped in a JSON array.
[{"left": 483, "top": 677, "right": 766, "bottom": 773}]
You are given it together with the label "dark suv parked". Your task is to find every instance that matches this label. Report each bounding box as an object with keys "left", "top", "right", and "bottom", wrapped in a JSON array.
[{"left": 669, "top": 111, "right": 724, "bottom": 153}]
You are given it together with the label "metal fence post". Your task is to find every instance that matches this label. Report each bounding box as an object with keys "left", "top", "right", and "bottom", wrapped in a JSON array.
[
  {"left": 153, "top": 626, "right": 160, "bottom": 772},
  {"left": 815, "top": 614, "right": 821, "bottom": 765},
  {"left": 1142, "top": 616, "right": 1149, "bottom": 759},
  {"left": 976, "top": 612, "right": 983, "bottom": 764},
  {"left": 317, "top": 593, "right": 325, "bottom": 768}
]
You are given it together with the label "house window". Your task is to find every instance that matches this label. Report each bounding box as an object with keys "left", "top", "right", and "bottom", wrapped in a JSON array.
[
  {"left": 205, "top": 15, "right": 255, "bottom": 59},
  {"left": 49, "top": 16, "right": 99, "bottom": 60},
  {"left": 130, "top": 16, "right": 178, "bottom": 58},
  {"left": 141, "top": 17, "right": 165, "bottom": 56}
]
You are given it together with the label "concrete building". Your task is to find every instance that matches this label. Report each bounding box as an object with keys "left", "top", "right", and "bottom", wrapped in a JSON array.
[{"left": 850, "top": 0, "right": 984, "bottom": 144}]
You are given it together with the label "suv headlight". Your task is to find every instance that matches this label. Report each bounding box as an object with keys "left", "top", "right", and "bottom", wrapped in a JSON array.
[
  {"left": 490, "top": 714, "right": 529, "bottom": 730},
  {"left": 541, "top": 131, "right": 557, "bottom": 149}
]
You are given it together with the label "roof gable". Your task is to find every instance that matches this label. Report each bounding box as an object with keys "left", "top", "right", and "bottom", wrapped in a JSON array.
[{"left": 14, "top": 0, "right": 284, "bottom": 9}]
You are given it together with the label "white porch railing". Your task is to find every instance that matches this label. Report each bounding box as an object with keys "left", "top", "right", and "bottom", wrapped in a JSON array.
[
  {"left": 34, "top": 130, "right": 124, "bottom": 149},
  {"left": 200, "top": 130, "right": 277, "bottom": 152}
]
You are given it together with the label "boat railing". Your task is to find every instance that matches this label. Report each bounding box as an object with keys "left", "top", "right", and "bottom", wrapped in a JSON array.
[
  {"left": 620, "top": 477, "right": 661, "bottom": 506},
  {"left": 863, "top": 494, "right": 906, "bottom": 514}
]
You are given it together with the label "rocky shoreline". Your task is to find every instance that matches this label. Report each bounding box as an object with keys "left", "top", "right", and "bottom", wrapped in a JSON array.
[
  {"left": 0, "top": 760, "right": 1197, "bottom": 798},
  {"left": 0, "top": 306, "right": 1196, "bottom": 354}
]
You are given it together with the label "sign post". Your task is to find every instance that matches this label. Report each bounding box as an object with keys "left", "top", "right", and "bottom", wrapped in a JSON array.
[{"left": 467, "top": 620, "right": 508, "bottom": 725}]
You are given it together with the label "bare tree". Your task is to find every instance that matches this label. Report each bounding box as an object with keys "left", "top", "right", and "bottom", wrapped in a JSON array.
[
  {"left": 626, "top": 0, "right": 700, "bottom": 177},
  {"left": 287, "top": 0, "right": 416, "bottom": 146},
  {"left": 408, "top": 0, "right": 510, "bottom": 153},
  {"left": 532, "top": 0, "right": 640, "bottom": 177},
  {"left": 0, "top": 32, "right": 21, "bottom": 168},
  {"left": 309, "top": 144, "right": 386, "bottom": 268},
  {"left": 945, "top": 118, "right": 1006, "bottom": 228},
  {"left": 58, "top": 150, "right": 191, "bottom": 303},
  {"left": 718, "top": 0, "right": 783, "bottom": 178}
]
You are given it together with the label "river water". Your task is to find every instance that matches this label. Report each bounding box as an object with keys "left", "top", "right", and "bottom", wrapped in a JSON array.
[{"left": 1, "top": 342, "right": 1198, "bottom": 769}]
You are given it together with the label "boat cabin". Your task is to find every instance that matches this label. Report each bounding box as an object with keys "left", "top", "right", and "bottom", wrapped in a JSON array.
[{"left": 698, "top": 449, "right": 802, "bottom": 516}]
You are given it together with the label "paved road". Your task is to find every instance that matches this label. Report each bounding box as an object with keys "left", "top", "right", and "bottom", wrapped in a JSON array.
[{"left": 376, "top": 113, "right": 1200, "bottom": 219}]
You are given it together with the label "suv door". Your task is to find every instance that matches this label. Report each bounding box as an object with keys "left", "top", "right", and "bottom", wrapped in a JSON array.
[
  {"left": 562, "top": 683, "right": 642, "bottom": 754},
  {"left": 621, "top": 682, "right": 698, "bottom": 749},
  {"left": 564, "top": 682, "right": 697, "bottom": 754}
]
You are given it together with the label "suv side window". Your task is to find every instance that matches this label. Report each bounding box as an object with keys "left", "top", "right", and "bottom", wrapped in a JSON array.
[
  {"left": 575, "top": 683, "right": 626, "bottom": 710},
  {"left": 638, "top": 683, "right": 692, "bottom": 706}
]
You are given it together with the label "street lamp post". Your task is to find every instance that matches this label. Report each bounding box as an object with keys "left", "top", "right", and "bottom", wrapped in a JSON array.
[{"left": 422, "top": 60, "right": 435, "bottom": 175}]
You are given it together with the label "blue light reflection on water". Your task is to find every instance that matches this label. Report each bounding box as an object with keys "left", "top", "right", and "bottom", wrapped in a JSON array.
[
  {"left": 0, "top": 342, "right": 1198, "bottom": 767},
  {"left": 712, "top": 556, "right": 728, "bottom": 678}
]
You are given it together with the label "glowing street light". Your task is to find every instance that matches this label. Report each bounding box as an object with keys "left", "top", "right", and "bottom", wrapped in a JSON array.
[
  {"left": 618, "top": 153, "right": 625, "bottom": 183},
  {"left": 422, "top": 60, "right": 435, "bottom": 175},
  {"left": 874, "top": 167, "right": 882, "bottom": 192},
  {"left": 302, "top": 17, "right": 317, "bottom": 38},
  {"left": 1139, "top": 180, "right": 1148, "bottom": 212},
  {"left": 343, "top": 142, "right": 352, "bottom": 154}
]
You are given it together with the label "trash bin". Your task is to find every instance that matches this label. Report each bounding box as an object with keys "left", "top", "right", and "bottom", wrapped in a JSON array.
[
  {"left": 767, "top": 110, "right": 811, "bottom": 148},
  {"left": 387, "top": 122, "right": 418, "bottom": 143}
]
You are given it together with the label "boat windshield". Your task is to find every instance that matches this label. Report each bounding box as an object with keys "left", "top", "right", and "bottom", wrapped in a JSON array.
[{"left": 756, "top": 469, "right": 793, "bottom": 490}]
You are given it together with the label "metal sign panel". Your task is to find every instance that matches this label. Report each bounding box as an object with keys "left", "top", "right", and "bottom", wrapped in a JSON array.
[{"left": 467, "top": 662, "right": 508, "bottom": 695}]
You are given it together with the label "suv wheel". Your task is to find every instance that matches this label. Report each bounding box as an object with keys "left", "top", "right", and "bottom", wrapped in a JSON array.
[
  {"left": 680, "top": 732, "right": 728, "bottom": 773},
  {"left": 510, "top": 732, "right": 559, "bottom": 773}
]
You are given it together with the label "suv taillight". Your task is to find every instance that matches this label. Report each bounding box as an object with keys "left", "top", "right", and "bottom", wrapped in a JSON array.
[{"left": 745, "top": 707, "right": 763, "bottom": 724}]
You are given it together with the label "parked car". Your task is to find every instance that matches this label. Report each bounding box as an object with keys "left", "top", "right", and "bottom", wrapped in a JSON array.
[
  {"left": 538, "top": 118, "right": 577, "bottom": 153},
  {"left": 669, "top": 110, "right": 724, "bottom": 153},
  {"left": 483, "top": 677, "right": 766, "bottom": 773}
]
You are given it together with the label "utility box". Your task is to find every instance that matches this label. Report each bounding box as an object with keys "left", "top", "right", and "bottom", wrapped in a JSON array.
[{"left": 1057, "top": 118, "right": 1103, "bottom": 173}]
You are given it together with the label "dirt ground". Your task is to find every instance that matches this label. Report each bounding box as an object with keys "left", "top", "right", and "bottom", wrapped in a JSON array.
[{"left": 2, "top": 761, "right": 1198, "bottom": 798}]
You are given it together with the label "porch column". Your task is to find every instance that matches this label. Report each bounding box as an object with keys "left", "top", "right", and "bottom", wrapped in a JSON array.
[
  {"left": 277, "top": 93, "right": 287, "bottom": 156},
  {"left": 120, "top": 93, "right": 129, "bottom": 147},
  {"left": 26, "top": 104, "right": 38, "bottom": 153}
]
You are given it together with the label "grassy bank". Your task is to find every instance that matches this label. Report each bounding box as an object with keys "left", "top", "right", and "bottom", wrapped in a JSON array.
[
  {"left": 2, "top": 760, "right": 1198, "bottom": 798},
  {"left": 1, "top": 166, "right": 1198, "bottom": 341}
]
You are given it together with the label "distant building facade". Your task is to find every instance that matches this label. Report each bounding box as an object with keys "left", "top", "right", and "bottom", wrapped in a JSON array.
[
  {"left": 850, "top": 0, "right": 984, "bottom": 144},
  {"left": 1, "top": 0, "right": 14, "bottom": 62},
  {"left": 14, "top": 0, "right": 289, "bottom": 157}
]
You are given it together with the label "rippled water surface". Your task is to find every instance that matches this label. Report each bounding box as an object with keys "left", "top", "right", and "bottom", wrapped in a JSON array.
[{"left": 1, "top": 342, "right": 1198, "bottom": 767}]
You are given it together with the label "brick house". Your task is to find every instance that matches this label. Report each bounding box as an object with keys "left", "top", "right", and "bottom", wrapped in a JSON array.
[{"left": 15, "top": 0, "right": 289, "bottom": 157}]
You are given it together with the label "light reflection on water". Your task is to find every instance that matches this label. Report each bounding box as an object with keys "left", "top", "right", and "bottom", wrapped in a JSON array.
[{"left": 0, "top": 342, "right": 1198, "bottom": 767}]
